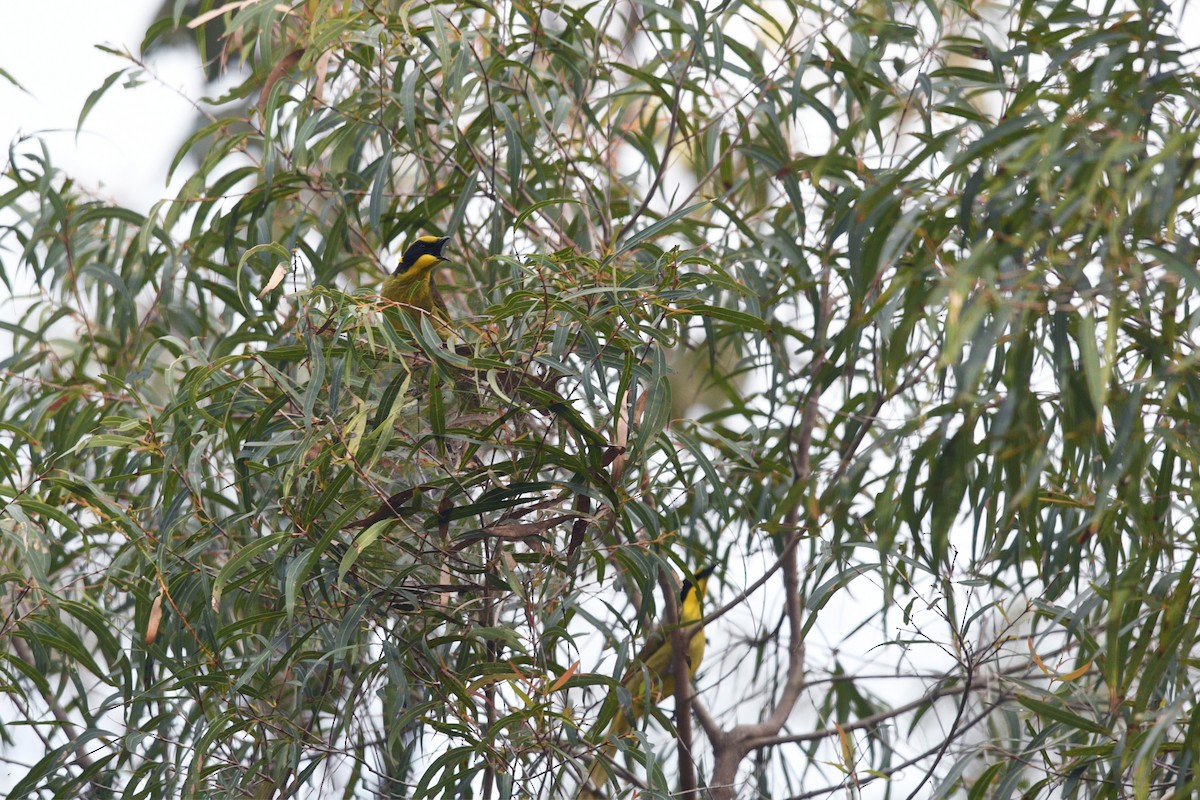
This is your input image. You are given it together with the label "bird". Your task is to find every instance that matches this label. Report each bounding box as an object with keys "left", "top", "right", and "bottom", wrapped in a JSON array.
[
  {"left": 580, "top": 564, "right": 717, "bottom": 796},
  {"left": 382, "top": 235, "right": 452, "bottom": 339}
]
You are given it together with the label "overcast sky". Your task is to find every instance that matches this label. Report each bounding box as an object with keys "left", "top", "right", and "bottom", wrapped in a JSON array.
[{"left": 0, "top": 1, "right": 202, "bottom": 211}]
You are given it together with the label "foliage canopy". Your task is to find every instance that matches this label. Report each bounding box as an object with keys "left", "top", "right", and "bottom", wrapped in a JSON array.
[{"left": 3, "top": 1, "right": 1200, "bottom": 798}]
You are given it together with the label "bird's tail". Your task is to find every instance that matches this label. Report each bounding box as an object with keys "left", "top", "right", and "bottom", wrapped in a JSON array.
[
  {"left": 579, "top": 739, "right": 616, "bottom": 799},
  {"left": 578, "top": 710, "right": 629, "bottom": 798}
]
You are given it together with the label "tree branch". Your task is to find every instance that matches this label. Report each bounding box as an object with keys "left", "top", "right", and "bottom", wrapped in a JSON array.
[
  {"left": 784, "top": 701, "right": 1006, "bottom": 800},
  {"left": 660, "top": 570, "right": 699, "bottom": 798},
  {"left": 704, "top": 249, "right": 834, "bottom": 800}
]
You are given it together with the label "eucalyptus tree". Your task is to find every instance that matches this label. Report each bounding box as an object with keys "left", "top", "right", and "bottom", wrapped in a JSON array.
[{"left": 2, "top": 1, "right": 1199, "bottom": 798}]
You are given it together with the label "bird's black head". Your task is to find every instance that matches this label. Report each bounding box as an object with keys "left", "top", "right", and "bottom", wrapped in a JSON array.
[
  {"left": 395, "top": 235, "right": 450, "bottom": 275},
  {"left": 680, "top": 564, "right": 717, "bottom": 602}
]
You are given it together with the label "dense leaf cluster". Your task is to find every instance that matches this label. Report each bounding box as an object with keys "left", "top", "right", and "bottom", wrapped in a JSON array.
[{"left": 3, "top": 1, "right": 1200, "bottom": 798}]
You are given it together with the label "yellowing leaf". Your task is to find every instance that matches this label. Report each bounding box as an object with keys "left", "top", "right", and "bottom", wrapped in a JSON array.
[
  {"left": 1029, "top": 637, "right": 1093, "bottom": 682},
  {"left": 145, "top": 590, "right": 164, "bottom": 645},
  {"left": 1059, "top": 660, "right": 1094, "bottom": 682},
  {"left": 546, "top": 661, "right": 580, "bottom": 694},
  {"left": 257, "top": 262, "right": 289, "bottom": 298},
  {"left": 835, "top": 722, "right": 853, "bottom": 767},
  {"left": 187, "top": 0, "right": 256, "bottom": 29},
  {"left": 1028, "top": 636, "right": 1051, "bottom": 677}
]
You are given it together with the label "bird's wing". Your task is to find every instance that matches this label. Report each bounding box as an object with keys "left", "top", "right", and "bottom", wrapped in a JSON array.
[{"left": 621, "top": 624, "right": 671, "bottom": 688}]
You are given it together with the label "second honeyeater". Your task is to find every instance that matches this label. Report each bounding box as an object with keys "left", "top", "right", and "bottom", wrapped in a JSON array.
[
  {"left": 382, "top": 235, "right": 453, "bottom": 339},
  {"left": 580, "top": 565, "right": 717, "bottom": 797}
]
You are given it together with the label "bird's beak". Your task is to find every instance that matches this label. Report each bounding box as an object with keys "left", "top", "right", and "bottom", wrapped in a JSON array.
[{"left": 434, "top": 237, "right": 450, "bottom": 259}]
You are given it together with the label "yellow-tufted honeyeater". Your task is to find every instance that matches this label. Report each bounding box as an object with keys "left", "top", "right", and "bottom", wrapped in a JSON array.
[
  {"left": 382, "top": 235, "right": 453, "bottom": 339},
  {"left": 580, "top": 565, "right": 717, "bottom": 796}
]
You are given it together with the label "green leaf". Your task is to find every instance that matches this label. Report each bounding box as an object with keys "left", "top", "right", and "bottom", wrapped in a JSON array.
[
  {"left": 615, "top": 200, "right": 711, "bottom": 255},
  {"left": 1016, "top": 694, "right": 1112, "bottom": 738},
  {"left": 77, "top": 69, "right": 127, "bottom": 134},
  {"left": 212, "top": 533, "right": 289, "bottom": 611}
]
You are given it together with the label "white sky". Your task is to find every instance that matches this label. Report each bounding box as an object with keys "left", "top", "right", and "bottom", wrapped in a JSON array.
[{"left": 0, "top": 1, "right": 201, "bottom": 211}]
